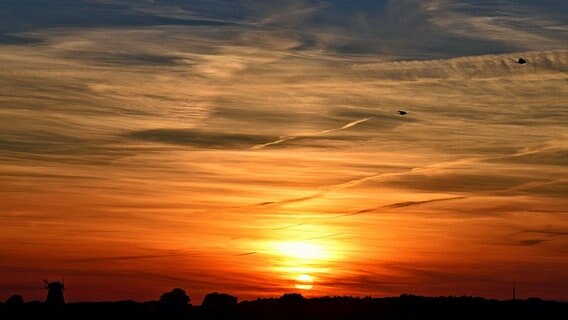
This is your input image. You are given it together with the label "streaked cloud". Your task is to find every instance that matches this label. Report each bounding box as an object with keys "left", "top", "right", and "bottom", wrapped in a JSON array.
[{"left": 0, "top": 0, "right": 567, "bottom": 303}]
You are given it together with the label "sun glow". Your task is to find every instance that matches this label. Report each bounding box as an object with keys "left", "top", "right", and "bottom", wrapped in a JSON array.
[
  {"left": 274, "top": 241, "right": 329, "bottom": 261},
  {"left": 295, "top": 274, "right": 314, "bottom": 290}
]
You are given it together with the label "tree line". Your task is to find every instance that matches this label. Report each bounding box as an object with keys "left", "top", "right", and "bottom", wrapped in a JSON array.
[{"left": 2, "top": 289, "right": 567, "bottom": 320}]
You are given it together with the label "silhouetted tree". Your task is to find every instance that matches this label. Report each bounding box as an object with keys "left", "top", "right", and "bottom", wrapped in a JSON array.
[
  {"left": 1, "top": 292, "right": 568, "bottom": 320},
  {"left": 202, "top": 292, "right": 237, "bottom": 320},
  {"left": 6, "top": 295, "right": 23, "bottom": 305},
  {"left": 159, "top": 288, "right": 190, "bottom": 306},
  {"left": 4, "top": 294, "right": 25, "bottom": 320},
  {"left": 158, "top": 289, "right": 192, "bottom": 320},
  {"left": 202, "top": 292, "right": 237, "bottom": 308},
  {"left": 277, "top": 293, "right": 307, "bottom": 319},
  {"left": 279, "top": 293, "right": 305, "bottom": 304}
]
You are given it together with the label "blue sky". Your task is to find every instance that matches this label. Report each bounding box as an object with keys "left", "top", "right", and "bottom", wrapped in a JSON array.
[{"left": 1, "top": 0, "right": 566, "bottom": 57}]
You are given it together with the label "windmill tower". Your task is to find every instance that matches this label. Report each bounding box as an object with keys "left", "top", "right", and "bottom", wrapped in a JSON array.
[{"left": 44, "top": 279, "right": 65, "bottom": 305}]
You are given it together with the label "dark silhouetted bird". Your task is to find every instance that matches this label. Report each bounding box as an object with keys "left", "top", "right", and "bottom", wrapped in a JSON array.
[
  {"left": 517, "top": 58, "right": 527, "bottom": 64},
  {"left": 398, "top": 110, "right": 407, "bottom": 115}
]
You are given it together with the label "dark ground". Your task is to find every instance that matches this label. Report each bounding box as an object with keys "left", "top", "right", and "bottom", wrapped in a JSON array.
[{"left": 2, "top": 293, "right": 567, "bottom": 320}]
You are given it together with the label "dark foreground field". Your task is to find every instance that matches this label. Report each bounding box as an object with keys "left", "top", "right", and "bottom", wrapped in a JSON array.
[{"left": 2, "top": 294, "right": 567, "bottom": 320}]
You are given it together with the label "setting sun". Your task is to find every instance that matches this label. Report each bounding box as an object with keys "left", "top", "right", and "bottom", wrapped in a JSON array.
[{"left": 295, "top": 274, "right": 314, "bottom": 290}]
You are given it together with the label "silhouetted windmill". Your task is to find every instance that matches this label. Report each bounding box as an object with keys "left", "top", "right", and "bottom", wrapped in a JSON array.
[{"left": 44, "top": 279, "right": 65, "bottom": 305}]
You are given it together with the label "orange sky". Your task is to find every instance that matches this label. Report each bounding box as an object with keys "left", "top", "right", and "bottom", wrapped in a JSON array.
[{"left": 1, "top": 1, "right": 567, "bottom": 304}]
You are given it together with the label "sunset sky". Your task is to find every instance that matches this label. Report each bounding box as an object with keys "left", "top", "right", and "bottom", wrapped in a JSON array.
[{"left": 1, "top": 0, "right": 567, "bottom": 303}]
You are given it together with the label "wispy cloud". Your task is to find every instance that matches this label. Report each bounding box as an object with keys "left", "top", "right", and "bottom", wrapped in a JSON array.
[
  {"left": 0, "top": 0, "right": 567, "bottom": 303},
  {"left": 425, "top": 0, "right": 568, "bottom": 52}
]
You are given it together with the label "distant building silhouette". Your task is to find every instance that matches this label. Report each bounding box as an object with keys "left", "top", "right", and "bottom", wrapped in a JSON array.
[{"left": 44, "top": 280, "right": 65, "bottom": 305}]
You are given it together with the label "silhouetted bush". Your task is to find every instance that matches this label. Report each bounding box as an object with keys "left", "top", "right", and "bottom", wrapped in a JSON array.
[
  {"left": 202, "top": 292, "right": 238, "bottom": 309},
  {"left": 157, "top": 289, "right": 192, "bottom": 319},
  {"left": 6, "top": 295, "right": 23, "bottom": 305},
  {"left": 202, "top": 292, "right": 238, "bottom": 320},
  {"left": 159, "top": 288, "right": 191, "bottom": 306},
  {"left": 279, "top": 293, "right": 305, "bottom": 304}
]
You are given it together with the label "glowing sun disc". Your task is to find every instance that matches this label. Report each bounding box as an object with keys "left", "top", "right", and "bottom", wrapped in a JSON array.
[{"left": 295, "top": 274, "right": 314, "bottom": 290}]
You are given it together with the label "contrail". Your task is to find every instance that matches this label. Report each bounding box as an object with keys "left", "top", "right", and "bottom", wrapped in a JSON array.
[
  {"left": 250, "top": 117, "right": 372, "bottom": 150},
  {"left": 250, "top": 136, "right": 296, "bottom": 150},
  {"left": 336, "top": 118, "right": 373, "bottom": 130}
]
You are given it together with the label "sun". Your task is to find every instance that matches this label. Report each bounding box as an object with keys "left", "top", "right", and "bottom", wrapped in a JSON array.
[
  {"left": 295, "top": 274, "right": 314, "bottom": 290},
  {"left": 268, "top": 239, "right": 336, "bottom": 291}
]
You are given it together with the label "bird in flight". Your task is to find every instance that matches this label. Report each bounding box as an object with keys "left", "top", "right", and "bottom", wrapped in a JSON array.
[
  {"left": 398, "top": 110, "right": 407, "bottom": 115},
  {"left": 517, "top": 58, "right": 527, "bottom": 65}
]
